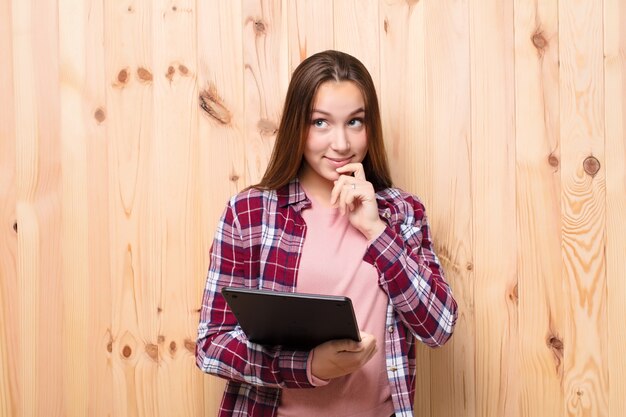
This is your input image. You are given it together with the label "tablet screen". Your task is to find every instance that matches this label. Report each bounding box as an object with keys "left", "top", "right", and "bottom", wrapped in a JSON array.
[{"left": 222, "top": 287, "right": 361, "bottom": 350}]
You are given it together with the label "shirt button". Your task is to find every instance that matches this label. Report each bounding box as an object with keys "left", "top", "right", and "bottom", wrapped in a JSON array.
[
  {"left": 387, "top": 326, "right": 394, "bottom": 333},
  {"left": 383, "top": 211, "right": 391, "bottom": 219},
  {"left": 389, "top": 366, "right": 398, "bottom": 372}
]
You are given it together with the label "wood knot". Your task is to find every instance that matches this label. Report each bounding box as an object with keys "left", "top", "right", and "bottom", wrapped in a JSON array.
[
  {"left": 254, "top": 19, "right": 266, "bottom": 35},
  {"left": 257, "top": 119, "right": 278, "bottom": 136},
  {"left": 127, "top": 5, "right": 134, "bottom": 13},
  {"left": 178, "top": 64, "right": 189, "bottom": 75},
  {"left": 13, "top": 221, "right": 18, "bottom": 233},
  {"left": 172, "top": 5, "right": 177, "bottom": 11},
  {"left": 137, "top": 67, "right": 153, "bottom": 83},
  {"left": 532, "top": 30, "right": 547, "bottom": 55},
  {"left": 157, "top": 306, "right": 163, "bottom": 313},
  {"left": 157, "top": 335, "right": 165, "bottom": 343},
  {"left": 94, "top": 107, "right": 106, "bottom": 123},
  {"left": 508, "top": 283, "right": 519, "bottom": 303},
  {"left": 199, "top": 84, "right": 232, "bottom": 125},
  {"left": 117, "top": 68, "right": 130, "bottom": 84},
  {"left": 166, "top": 66, "right": 175, "bottom": 81},
  {"left": 169, "top": 341, "right": 177, "bottom": 354},
  {"left": 466, "top": 262, "right": 473, "bottom": 271},
  {"left": 384, "top": 18, "right": 389, "bottom": 34},
  {"left": 548, "top": 153, "right": 559, "bottom": 168},
  {"left": 547, "top": 333, "right": 564, "bottom": 376},
  {"left": 583, "top": 156, "right": 600, "bottom": 177},
  {"left": 145, "top": 343, "right": 159, "bottom": 361},
  {"left": 230, "top": 174, "right": 239, "bottom": 182},
  {"left": 184, "top": 338, "right": 196, "bottom": 353},
  {"left": 548, "top": 336, "right": 563, "bottom": 351},
  {"left": 122, "top": 345, "right": 132, "bottom": 358},
  {"left": 106, "top": 332, "right": 113, "bottom": 353}
]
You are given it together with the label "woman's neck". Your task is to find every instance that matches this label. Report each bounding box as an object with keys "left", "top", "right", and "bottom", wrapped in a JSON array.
[{"left": 298, "top": 174, "right": 334, "bottom": 208}]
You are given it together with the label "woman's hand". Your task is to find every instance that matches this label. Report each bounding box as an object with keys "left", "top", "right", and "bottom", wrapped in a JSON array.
[
  {"left": 330, "top": 163, "right": 386, "bottom": 241},
  {"left": 310, "top": 332, "right": 377, "bottom": 380}
]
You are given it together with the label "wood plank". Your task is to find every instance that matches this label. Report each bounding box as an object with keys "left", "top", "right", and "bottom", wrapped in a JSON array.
[
  {"left": 379, "top": 1, "right": 430, "bottom": 415},
  {"left": 421, "top": 2, "right": 474, "bottom": 417},
  {"left": 11, "top": 5, "right": 39, "bottom": 417},
  {"left": 333, "top": 0, "right": 380, "bottom": 91},
  {"left": 468, "top": 1, "right": 519, "bottom": 416},
  {"left": 604, "top": 1, "right": 626, "bottom": 416},
  {"left": 82, "top": 0, "right": 113, "bottom": 415},
  {"left": 0, "top": 0, "right": 19, "bottom": 415},
  {"left": 558, "top": 1, "right": 609, "bottom": 415},
  {"left": 379, "top": 0, "right": 427, "bottom": 192},
  {"left": 12, "top": 0, "right": 64, "bottom": 415},
  {"left": 196, "top": 0, "right": 246, "bottom": 413},
  {"left": 513, "top": 1, "right": 565, "bottom": 417},
  {"left": 242, "top": 0, "right": 289, "bottom": 184},
  {"left": 59, "top": 0, "right": 91, "bottom": 415},
  {"left": 287, "top": 0, "right": 334, "bottom": 72},
  {"left": 104, "top": 1, "right": 160, "bottom": 416},
  {"left": 151, "top": 0, "right": 203, "bottom": 416}
]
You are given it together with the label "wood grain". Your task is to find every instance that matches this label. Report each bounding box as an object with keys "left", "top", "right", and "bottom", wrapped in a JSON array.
[
  {"left": 80, "top": 0, "right": 114, "bottom": 415},
  {"left": 104, "top": 0, "right": 159, "bottom": 415},
  {"left": 196, "top": 0, "right": 246, "bottom": 412},
  {"left": 59, "top": 0, "right": 89, "bottom": 415},
  {"left": 559, "top": 1, "right": 609, "bottom": 415},
  {"left": 151, "top": 0, "right": 203, "bottom": 415},
  {"left": 12, "top": 0, "right": 64, "bottom": 415},
  {"left": 421, "top": 2, "right": 474, "bottom": 417},
  {"left": 513, "top": 1, "right": 566, "bottom": 416},
  {"left": 11, "top": 6, "right": 39, "bottom": 417},
  {"left": 469, "top": 1, "right": 519, "bottom": 416},
  {"left": 604, "top": 1, "right": 626, "bottom": 416},
  {"left": 0, "top": 0, "right": 18, "bottom": 415},
  {"left": 242, "top": 0, "right": 288, "bottom": 184},
  {"left": 334, "top": 0, "right": 380, "bottom": 91},
  {"left": 287, "top": 0, "right": 334, "bottom": 72},
  {"left": 379, "top": 2, "right": 431, "bottom": 415}
]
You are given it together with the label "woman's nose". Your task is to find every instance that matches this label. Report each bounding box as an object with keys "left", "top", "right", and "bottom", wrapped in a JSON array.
[{"left": 331, "top": 128, "right": 350, "bottom": 152}]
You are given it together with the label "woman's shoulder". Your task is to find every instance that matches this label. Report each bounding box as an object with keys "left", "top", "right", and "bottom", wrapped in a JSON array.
[
  {"left": 223, "top": 187, "right": 278, "bottom": 229},
  {"left": 228, "top": 186, "right": 277, "bottom": 206}
]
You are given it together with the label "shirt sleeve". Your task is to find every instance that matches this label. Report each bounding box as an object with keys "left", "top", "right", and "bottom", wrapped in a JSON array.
[
  {"left": 195, "top": 201, "right": 314, "bottom": 389},
  {"left": 364, "top": 194, "right": 458, "bottom": 347},
  {"left": 306, "top": 351, "right": 330, "bottom": 386}
]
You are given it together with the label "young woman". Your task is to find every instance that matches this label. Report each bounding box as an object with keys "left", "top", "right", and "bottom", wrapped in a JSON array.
[{"left": 196, "top": 50, "right": 458, "bottom": 417}]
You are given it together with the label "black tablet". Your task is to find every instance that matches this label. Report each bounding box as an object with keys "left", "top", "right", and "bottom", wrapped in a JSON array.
[{"left": 221, "top": 287, "right": 361, "bottom": 350}]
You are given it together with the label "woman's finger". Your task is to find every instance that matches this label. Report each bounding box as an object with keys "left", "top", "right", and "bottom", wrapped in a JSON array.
[
  {"left": 331, "top": 174, "right": 357, "bottom": 206},
  {"left": 336, "top": 163, "right": 366, "bottom": 180}
]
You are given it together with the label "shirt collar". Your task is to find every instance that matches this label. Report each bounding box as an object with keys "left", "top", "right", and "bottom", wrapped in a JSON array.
[{"left": 276, "top": 178, "right": 311, "bottom": 210}]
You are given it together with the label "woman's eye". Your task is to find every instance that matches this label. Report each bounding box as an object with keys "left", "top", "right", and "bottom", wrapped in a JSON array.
[
  {"left": 348, "top": 118, "right": 364, "bottom": 127},
  {"left": 312, "top": 119, "right": 328, "bottom": 128}
]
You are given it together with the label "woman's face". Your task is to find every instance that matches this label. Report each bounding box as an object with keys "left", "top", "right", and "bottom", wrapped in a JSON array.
[{"left": 299, "top": 81, "right": 368, "bottom": 189}]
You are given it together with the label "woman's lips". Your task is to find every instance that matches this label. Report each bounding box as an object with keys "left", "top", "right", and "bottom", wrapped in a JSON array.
[{"left": 325, "top": 157, "right": 352, "bottom": 168}]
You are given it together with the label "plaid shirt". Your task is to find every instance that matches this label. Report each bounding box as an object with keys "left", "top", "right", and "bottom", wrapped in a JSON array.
[{"left": 196, "top": 179, "right": 457, "bottom": 417}]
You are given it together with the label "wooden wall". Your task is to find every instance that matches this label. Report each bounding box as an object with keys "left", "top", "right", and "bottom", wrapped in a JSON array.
[{"left": 1, "top": 0, "right": 625, "bottom": 416}]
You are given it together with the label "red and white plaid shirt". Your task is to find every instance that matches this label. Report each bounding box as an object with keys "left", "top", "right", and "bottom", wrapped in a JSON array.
[{"left": 196, "top": 179, "right": 457, "bottom": 417}]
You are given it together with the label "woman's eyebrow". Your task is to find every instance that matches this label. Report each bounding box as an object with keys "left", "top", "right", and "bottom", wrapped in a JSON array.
[{"left": 311, "top": 107, "right": 365, "bottom": 116}]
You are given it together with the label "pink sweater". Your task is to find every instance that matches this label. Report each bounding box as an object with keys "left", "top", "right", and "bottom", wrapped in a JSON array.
[{"left": 278, "top": 195, "right": 394, "bottom": 417}]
